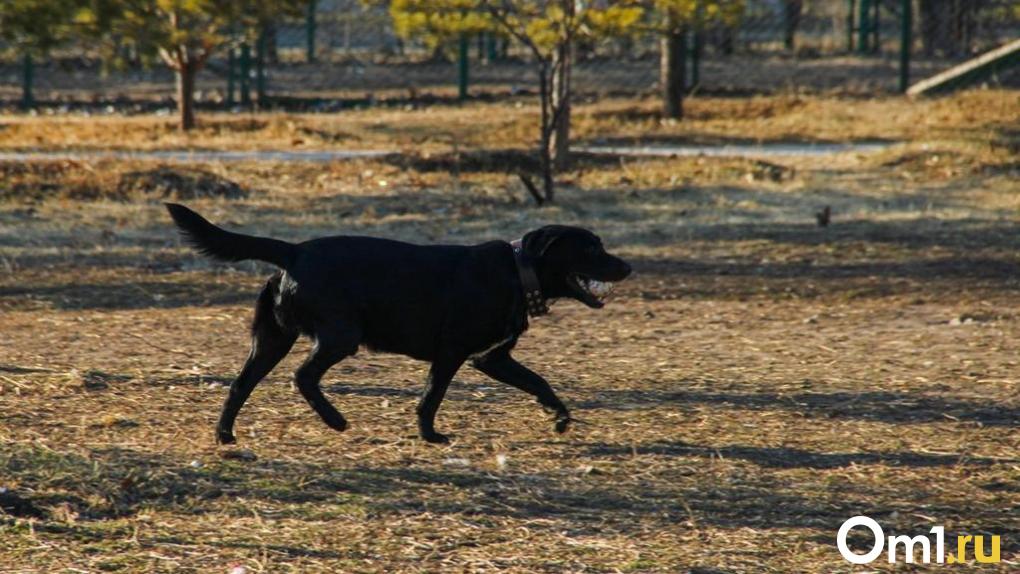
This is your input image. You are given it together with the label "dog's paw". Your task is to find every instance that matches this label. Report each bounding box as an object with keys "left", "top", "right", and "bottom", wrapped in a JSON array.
[
  {"left": 216, "top": 430, "right": 237, "bottom": 445},
  {"left": 554, "top": 416, "right": 572, "bottom": 434},
  {"left": 324, "top": 416, "right": 348, "bottom": 433},
  {"left": 421, "top": 431, "right": 451, "bottom": 444}
]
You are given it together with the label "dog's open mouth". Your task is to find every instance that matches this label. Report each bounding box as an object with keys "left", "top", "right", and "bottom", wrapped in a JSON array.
[{"left": 571, "top": 274, "right": 616, "bottom": 308}]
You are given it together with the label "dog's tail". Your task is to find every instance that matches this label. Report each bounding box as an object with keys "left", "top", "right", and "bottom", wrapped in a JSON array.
[{"left": 165, "top": 203, "right": 298, "bottom": 269}]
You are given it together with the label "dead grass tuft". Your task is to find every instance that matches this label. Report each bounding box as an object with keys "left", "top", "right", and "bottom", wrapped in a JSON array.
[
  {"left": 117, "top": 166, "right": 248, "bottom": 200},
  {"left": 0, "top": 161, "right": 113, "bottom": 201},
  {"left": 0, "top": 162, "right": 250, "bottom": 203}
]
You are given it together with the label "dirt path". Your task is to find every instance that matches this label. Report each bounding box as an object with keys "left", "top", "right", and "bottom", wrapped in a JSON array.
[{"left": 0, "top": 141, "right": 896, "bottom": 164}]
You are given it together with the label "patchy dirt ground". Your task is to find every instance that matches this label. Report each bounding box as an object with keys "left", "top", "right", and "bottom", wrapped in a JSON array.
[{"left": 0, "top": 92, "right": 1018, "bottom": 572}]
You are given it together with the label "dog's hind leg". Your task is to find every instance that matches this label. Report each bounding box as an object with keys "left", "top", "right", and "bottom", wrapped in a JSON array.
[
  {"left": 294, "top": 325, "right": 360, "bottom": 434},
  {"left": 217, "top": 277, "right": 297, "bottom": 445}
]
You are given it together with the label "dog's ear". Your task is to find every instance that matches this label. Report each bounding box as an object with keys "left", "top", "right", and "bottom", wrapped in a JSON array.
[{"left": 521, "top": 226, "right": 570, "bottom": 259}]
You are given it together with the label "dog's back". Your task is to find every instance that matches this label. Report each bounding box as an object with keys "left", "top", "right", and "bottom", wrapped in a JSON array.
[{"left": 285, "top": 236, "right": 510, "bottom": 359}]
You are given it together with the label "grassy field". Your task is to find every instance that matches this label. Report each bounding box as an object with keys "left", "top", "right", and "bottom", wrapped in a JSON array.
[{"left": 0, "top": 90, "right": 1018, "bottom": 573}]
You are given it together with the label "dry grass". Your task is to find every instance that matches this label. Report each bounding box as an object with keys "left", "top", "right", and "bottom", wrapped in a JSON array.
[
  {"left": 1, "top": 90, "right": 1016, "bottom": 154},
  {"left": 0, "top": 91, "right": 1018, "bottom": 573},
  {"left": 0, "top": 162, "right": 249, "bottom": 203}
]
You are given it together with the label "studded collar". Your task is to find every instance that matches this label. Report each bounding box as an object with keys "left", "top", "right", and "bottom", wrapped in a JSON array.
[{"left": 509, "top": 239, "right": 548, "bottom": 317}]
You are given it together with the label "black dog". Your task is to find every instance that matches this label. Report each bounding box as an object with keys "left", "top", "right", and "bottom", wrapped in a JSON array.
[{"left": 166, "top": 204, "right": 631, "bottom": 444}]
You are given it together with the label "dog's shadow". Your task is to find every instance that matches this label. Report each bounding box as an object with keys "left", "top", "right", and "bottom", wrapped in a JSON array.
[
  {"left": 8, "top": 438, "right": 1015, "bottom": 530},
  {"left": 574, "top": 387, "right": 1020, "bottom": 427},
  {"left": 580, "top": 441, "right": 1016, "bottom": 470}
]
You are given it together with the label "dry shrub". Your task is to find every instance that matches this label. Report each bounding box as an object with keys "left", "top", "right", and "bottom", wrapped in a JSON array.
[
  {"left": 878, "top": 147, "right": 1017, "bottom": 181},
  {"left": 0, "top": 162, "right": 249, "bottom": 202},
  {"left": 0, "top": 161, "right": 112, "bottom": 201},
  {"left": 384, "top": 148, "right": 540, "bottom": 174},
  {"left": 116, "top": 167, "right": 248, "bottom": 200}
]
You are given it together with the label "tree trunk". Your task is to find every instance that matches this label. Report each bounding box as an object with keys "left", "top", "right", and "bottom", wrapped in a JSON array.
[
  {"left": 538, "top": 61, "right": 554, "bottom": 203},
  {"left": 549, "top": 43, "right": 572, "bottom": 171},
  {"left": 661, "top": 28, "right": 685, "bottom": 120},
  {"left": 176, "top": 63, "right": 197, "bottom": 131}
]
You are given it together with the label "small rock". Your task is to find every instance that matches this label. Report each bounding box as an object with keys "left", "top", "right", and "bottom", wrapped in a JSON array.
[
  {"left": 80, "top": 371, "right": 110, "bottom": 391},
  {"left": 442, "top": 458, "right": 470, "bottom": 467},
  {"left": 219, "top": 449, "right": 257, "bottom": 462}
]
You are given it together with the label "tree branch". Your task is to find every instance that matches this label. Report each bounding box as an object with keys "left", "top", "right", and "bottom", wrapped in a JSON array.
[
  {"left": 157, "top": 46, "right": 180, "bottom": 70},
  {"left": 518, "top": 173, "right": 545, "bottom": 206},
  {"left": 478, "top": 0, "right": 545, "bottom": 62}
]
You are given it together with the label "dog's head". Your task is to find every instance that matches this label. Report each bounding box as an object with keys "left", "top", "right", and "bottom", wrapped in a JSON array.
[{"left": 521, "top": 225, "right": 632, "bottom": 309}]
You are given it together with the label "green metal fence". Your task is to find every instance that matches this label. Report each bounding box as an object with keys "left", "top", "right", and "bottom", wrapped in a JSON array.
[{"left": 1, "top": 0, "right": 1017, "bottom": 111}]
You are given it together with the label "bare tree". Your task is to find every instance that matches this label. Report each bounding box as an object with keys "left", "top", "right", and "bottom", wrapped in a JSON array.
[
  {"left": 391, "top": 0, "right": 640, "bottom": 204},
  {"left": 480, "top": 0, "right": 588, "bottom": 203}
]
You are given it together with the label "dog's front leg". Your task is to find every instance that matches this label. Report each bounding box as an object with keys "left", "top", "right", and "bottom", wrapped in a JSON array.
[
  {"left": 416, "top": 357, "right": 464, "bottom": 444},
  {"left": 471, "top": 350, "right": 573, "bottom": 434}
]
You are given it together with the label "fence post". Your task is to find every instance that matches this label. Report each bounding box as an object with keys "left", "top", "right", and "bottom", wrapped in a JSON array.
[
  {"left": 256, "top": 29, "right": 267, "bottom": 106},
  {"left": 692, "top": 2, "right": 704, "bottom": 90},
  {"left": 686, "top": 30, "right": 701, "bottom": 93},
  {"left": 226, "top": 47, "right": 236, "bottom": 106},
  {"left": 306, "top": 0, "right": 317, "bottom": 63},
  {"left": 899, "top": 0, "right": 911, "bottom": 92},
  {"left": 458, "top": 33, "right": 469, "bottom": 100},
  {"left": 857, "top": 0, "right": 870, "bottom": 54},
  {"left": 847, "top": 0, "right": 856, "bottom": 52},
  {"left": 872, "top": 0, "right": 880, "bottom": 53},
  {"left": 20, "top": 53, "right": 34, "bottom": 110},
  {"left": 486, "top": 32, "right": 498, "bottom": 63},
  {"left": 240, "top": 42, "right": 252, "bottom": 107}
]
